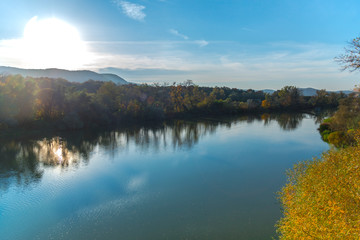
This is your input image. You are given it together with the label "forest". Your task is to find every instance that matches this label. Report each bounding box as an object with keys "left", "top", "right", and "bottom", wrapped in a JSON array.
[{"left": 0, "top": 74, "right": 347, "bottom": 131}]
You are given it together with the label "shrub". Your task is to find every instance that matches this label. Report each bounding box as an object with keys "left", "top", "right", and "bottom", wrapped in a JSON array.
[
  {"left": 277, "top": 143, "right": 360, "bottom": 239},
  {"left": 318, "top": 122, "right": 331, "bottom": 132},
  {"left": 327, "top": 131, "right": 347, "bottom": 147}
]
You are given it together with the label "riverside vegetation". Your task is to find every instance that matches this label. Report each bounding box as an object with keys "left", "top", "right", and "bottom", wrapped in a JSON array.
[
  {"left": 277, "top": 37, "right": 360, "bottom": 239},
  {"left": 277, "top": 141, "right": 360, "bottom": 239},
  {"left": 318, "top": 93, "right": 360, "bottom": 147},
  {"left": 0, "top": 74, "right": 346, "bottom": 132}
]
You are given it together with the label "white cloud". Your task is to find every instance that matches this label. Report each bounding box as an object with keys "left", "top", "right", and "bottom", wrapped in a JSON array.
[
  {"left": 169, "top": 29, "right": 189, "bottom": 40},
  {"left": 114, "top": 1, "right": 146, "bottom": 21},
  {"left": 0, "top": 36, "right": 356, "bottom": 90},
  {"left": 196, "top": 40, "right": 209, "bottom": 47},
  {"left": 168, "top": 29, "right": 208, "bottom": 47},
  {"left": 85, "top": 41, "right": 355, "bottom": 90}
]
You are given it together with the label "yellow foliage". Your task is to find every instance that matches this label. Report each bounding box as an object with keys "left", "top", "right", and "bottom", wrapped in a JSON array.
[
  {"left": 277, "top": 143, "right": 360, "bottom": 239},
  {"left": 327, "top": 131, "right": 348, "bottom": 147},
  {"left": 261, "top": 99, "right": 271, "bottom": 108}
]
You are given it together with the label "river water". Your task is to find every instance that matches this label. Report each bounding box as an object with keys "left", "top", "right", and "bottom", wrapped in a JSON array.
[{"left": 0, "top": 113, "right": 329, "bottom": 239}]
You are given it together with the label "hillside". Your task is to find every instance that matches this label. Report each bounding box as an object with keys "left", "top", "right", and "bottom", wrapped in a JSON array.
[{"left": 0, "top": 66, "right": 128, "bottom": 84}]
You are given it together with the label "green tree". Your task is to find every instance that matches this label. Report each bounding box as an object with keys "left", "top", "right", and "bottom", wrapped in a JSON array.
[{"left": 277, "top": 86, "right": 303, "bottom": 107}]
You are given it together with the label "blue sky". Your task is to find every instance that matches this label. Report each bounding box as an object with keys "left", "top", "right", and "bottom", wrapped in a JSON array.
[{"left": 1, "top": 0, "right": 360, "bottom": 90}]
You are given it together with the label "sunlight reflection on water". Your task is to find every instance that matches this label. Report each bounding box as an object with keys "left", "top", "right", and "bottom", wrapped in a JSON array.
[{"left": 0, "top": 113, "right": 330, "bottom": 240}]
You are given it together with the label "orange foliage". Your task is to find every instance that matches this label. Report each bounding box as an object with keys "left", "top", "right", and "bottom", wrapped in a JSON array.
[{"left": 261, "top": 99, "right": 271, "bottom": 108}]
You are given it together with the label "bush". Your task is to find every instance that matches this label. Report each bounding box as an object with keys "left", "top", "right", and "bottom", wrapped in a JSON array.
[
  {"left": 320, "top": 129, "right": 331, "bottom": 142},
  {"left": 318, "top": 122, "right": 331, "bottom": 132},
  {"left": 327, "top": 131, "right": 349, "bottom": 147},
  {"left": 277, "top": 143, "right": 360, "bottom": 239}
]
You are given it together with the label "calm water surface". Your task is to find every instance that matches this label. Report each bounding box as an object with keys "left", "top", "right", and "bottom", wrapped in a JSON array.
[{"left": 0, "top": 113, "right": 329, "bottom": 239}]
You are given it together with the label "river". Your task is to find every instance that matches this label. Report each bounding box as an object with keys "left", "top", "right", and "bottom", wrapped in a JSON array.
[{"left": 0, "top": 113, "right": 329, "bottom": 239}]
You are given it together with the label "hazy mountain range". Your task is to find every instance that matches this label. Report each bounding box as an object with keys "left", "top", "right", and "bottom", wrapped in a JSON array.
[
  {"left": 0, "top": 66, "right": 128, "bottom": 84},
  {"left": 0, "top": 66, "right": 354, "bottom": 96},
  {"left": 262, "top": 88, "right": 353, "bottom": 96}
]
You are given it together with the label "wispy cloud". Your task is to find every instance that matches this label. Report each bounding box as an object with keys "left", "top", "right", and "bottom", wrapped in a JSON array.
[
  {"left": 114, "top": 1, "right": 146, "bottom": 21},
  {"left": 169, "top": 29, "right": 189, "bottom": 40},
  {"left": 196, "top": 40, "right": 209, "bottom": 47},
  {"left": 168, "top": 29, "right": 208, "bottom": 47},
  {"left": 84, "top": 41, "right": 354, "bottom": 90}
]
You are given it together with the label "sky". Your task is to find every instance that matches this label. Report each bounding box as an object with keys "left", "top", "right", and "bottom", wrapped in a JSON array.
[{"left": 1, "top": 0, "right": 360, "bottom": 90}]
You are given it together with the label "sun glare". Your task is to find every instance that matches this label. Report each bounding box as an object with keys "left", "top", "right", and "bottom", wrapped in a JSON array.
[{"left": 21, "top": 16, "right": 91, "bottom": 69}]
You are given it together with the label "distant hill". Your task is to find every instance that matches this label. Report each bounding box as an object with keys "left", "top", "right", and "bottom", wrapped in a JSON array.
[
  {"left": 0, "top": 66, "right": 128, "bottom": 84},
  {"left": 260, "top": 87, "right": 353, "bottom": 96},
  {"left": 300, "top": 88, "right": 353, "bottom": 96},
  {"left": 262, "top": 89, "right": 276, "bottom": 94},
  {"left": 300, "top": 88, "right": 319, "bottom": 97}
]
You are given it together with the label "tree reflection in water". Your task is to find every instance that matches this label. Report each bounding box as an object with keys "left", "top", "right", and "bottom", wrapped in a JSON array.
[{"left": 0, "top": 112, "right": 329, "bottom": 191}]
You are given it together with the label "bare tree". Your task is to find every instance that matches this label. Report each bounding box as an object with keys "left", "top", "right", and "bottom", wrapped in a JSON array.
[{"left": 336, "top": 37, "right": 360, "bottom": 72}]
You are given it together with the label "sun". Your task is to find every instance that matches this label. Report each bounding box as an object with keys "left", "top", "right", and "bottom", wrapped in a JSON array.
[{"left": 21, "top": 16, "right": 91, "bottom": 69}]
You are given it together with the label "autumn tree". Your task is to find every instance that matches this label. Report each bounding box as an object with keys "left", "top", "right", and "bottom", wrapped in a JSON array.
[
  {"left": 0, "top": 75, "right": 36, "bottom": 124},
  {"left": 170, "top": 84, "right": 186, "bottom": 113},
  {"left": 36, "top": 87, "right": 65, "bottom": 120}
]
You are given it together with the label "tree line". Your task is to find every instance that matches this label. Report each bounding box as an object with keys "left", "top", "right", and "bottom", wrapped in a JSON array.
[{"left": 0, "top": 75, "right": 347, "bottom": 131}]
